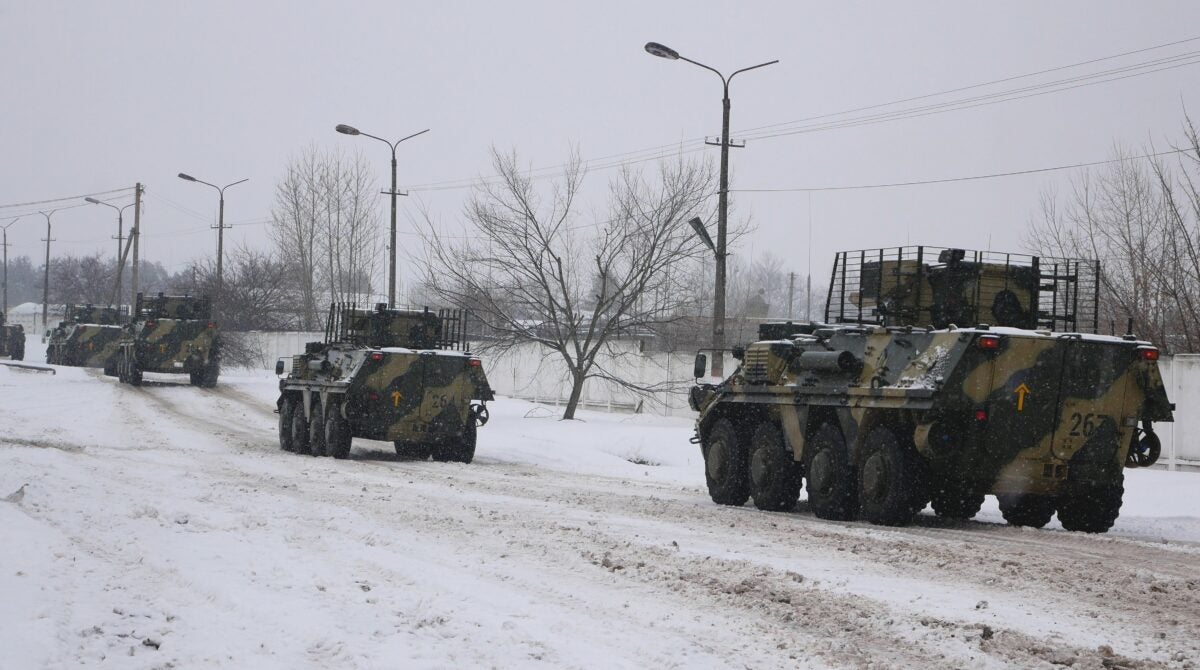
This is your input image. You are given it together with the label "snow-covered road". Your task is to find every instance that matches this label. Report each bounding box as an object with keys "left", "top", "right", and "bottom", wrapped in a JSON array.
[{"left": 2, "top": 361, "right": 1199, "bottom": 669}]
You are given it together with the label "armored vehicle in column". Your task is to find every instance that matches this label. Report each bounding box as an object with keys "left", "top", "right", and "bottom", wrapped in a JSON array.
[
  {"left": 0, "top": 312, "right": 23, "bottom": 361},
  {"left": 46, "top": 304, "right": 126, "bottom": 374},
  {"left": 276, "top": 303, "right": 494, "bottom": 461},
  {"left": 690, "top": 246, "right": 1174, "bottom": 533},
  {"left": 117, "top": 293, "right": 221, "bottom": 387}
]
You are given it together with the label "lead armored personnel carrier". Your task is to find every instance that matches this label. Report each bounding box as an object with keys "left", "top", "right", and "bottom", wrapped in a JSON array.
[
  {"left": 117, "top": 293, "right": 221, "bottom": 387},
  {"left": 276, "top": 303, "right": 494, "bottom": 461},
  {"left": 46, "top": 304, "right": 126, "bottom": 374},
  {"left": 691, "top": 246, "right": 1174, "bottom": 533},
  {"left": 0, "top": 312, "right": 23, "bottom": 361}
]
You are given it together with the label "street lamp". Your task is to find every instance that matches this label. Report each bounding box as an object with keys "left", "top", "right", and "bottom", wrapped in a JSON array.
[
  {"left": 645, "top": 41, "right": 777, "bottom": 376},
  {"left": 335, "top": 123, "right": 430, "bottom": 307},
  {"left": 2, "top": 217, "right": 22, "bottom": 318},
  {"left": 85, "top": 197, "right": 136, "bottom": 306},
  {"left": 39, "top": 210, "right": 57, "bottom": 329},
  {"left": 177, "top": 173, "right": 248, "bottom": 315}
]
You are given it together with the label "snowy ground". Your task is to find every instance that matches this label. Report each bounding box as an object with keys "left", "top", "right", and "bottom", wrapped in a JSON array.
[{"left": 2, "top": 339, "right": 1200, "bottom": 669}]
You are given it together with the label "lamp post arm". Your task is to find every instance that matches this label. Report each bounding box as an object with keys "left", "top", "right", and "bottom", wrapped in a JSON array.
[
  {"left": 677, "top": 56, "right": 727, "bottom": 87},
  {"left": 728, "top": 59, "right": 780, "bottom": 84},
  {"left": 219, "top": 178, "right": 249, "bottom": 197}
]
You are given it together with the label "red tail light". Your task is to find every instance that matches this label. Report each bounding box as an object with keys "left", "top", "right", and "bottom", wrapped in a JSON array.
[
  {"left": 206, "top": 322, "right": 215, "bottom": 329},
  {"left": 467, "top": 358, "right": 482, "bottom": 367},
  {"left": 976, "top": 335, "right": 1001, "bottom": 351},
  {"left": 368, "top": 392, "right": 379, "bottom": 401},
  {"left": 369, "top": 351, "right": 384, "bottom": 362},
  {"left": 974, "top": 409, "right": 988, "bottom": 422},
  {"left": 1137, "top": 346, "right": 1159, "bottom": 361}
]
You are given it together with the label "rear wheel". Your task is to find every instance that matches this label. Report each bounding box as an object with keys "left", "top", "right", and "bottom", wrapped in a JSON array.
[
  {"left": 309, "top": 402, "right": 327, "bottom": 457},
  {"left": 394, "top": 441, "right": 432, "bottom": 460},
  {"left": 1057, "top": 476, "right": 1123, "bottom": 533},
  {"left": 858, "top": 424, "right": 925, "bottom": 526},
  {"left": 324, "top": 403, "right": 352, "bottom": 460},
  {"left": 929, "top": 481, "right": 985, "bottom": 520},
  {"left": 291, "top": 403, "right": 311, "bottom": 455},
  {"left": 805, "top": 423, "right": 857, "bottom": 521},
  {"left": 125, "top": 352, "right": 142, "bottom": 386},
  {"left": 998, "top": 493, "right": 1055, "bottom": 528},
  {"left": 703, "top": 418, "right": 749, "bottom": 506},
  {"left": 199, "top": 361, "right": 219, "bottom": 388},
  {"left": 749, "top": 422, "right": 802, "bottom": 511},
  {"left": 278, "top": 397, "right": 296, "bottom": 452}
]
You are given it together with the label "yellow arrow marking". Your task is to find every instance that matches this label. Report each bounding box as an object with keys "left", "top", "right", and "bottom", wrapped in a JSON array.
[
  {"left": 1015, "top": 383, "right": 1031, "bottom": 412},
  {"left": 391, "top": 391, "right": 402, "bottom": 407}
]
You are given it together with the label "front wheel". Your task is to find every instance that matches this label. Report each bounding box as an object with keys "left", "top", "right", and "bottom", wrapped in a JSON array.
[
  {"left": 703, "top": 418, "right": 749, "bottom": 506},
  {"left": 278, "top": 398, "right": 296, "bottom": 452},
  {"left": 291, "top": 403, "right": 311, "bottom": 455},
  {"left": 749, "top": 422, "right": 802, "bottom": 511},
  {"left": 998, "top": 493, "right": 1055, "bottom": 528},
  {"left": 309, "top": 401, "right": 327, "bottom": 457}
]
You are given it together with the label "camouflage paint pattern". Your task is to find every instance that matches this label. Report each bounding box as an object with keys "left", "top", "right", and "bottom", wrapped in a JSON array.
[
  {"left": 695, "top": 325, "right": 1173, "bottom": 501},
  {"left": 48, "top": 323, "right": 123, "bottom": 369},
  {"left": 118, "top": 294, "right": 220, "bottom": 380},
  {"left": 0, "top": 315, "right": 23, "bottom": 360}
]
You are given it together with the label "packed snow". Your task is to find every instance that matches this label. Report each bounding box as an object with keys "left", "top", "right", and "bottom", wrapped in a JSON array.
[{"left": 2, "top": 336, "right": 1200, "bottom": 669}]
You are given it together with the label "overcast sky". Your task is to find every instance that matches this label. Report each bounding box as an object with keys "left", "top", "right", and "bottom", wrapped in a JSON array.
[{"left": 3, "top": 1, "right": 1199, "bottom": 302}]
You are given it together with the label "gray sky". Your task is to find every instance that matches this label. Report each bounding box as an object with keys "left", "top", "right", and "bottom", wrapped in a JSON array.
[{"left": 3, "top": 1, "right": 1199, "bottom": 301}]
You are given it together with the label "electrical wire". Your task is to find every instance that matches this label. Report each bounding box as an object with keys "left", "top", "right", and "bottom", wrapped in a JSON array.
[
  {"left": 0, "top": 187, "right": 135, "bottom": 211},
  {"left": 732, "top": 148, "right": 1188, "bottom": 193}
]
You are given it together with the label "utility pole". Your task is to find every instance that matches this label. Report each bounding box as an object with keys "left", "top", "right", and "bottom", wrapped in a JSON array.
[
  {"left": 644, "top": 42, "right": 777, "bottom": 377},
  {"left": 131, "top": 183, "right": 142, "bottom": 309},
  {"left": 39, "top": 210, "right": 57, "bottom": 329},
  {"left": 2, "top": 217, "right": 20, "bottom": 317},
  {"left": 177, "top": 174, "right": 246, "bottom": 319},
  {"left": 787, "top": 271, "right": 795, "bottom": 320}
]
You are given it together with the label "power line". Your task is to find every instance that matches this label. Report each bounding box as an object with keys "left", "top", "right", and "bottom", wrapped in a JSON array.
[
  {"left": 732, "top": 148, "right": 1188, "bottom": 193},
  {"left": 405, "top": 34, "right": 1200, "bottom": 193},
  {"left": 0, "top": 186, "right": 135, "bottom": 211}
]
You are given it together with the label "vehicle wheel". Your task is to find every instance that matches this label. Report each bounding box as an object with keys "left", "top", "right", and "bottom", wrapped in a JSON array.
[
  {"left": 805, "top": 423, "right": 858, "bottom": 521},
  {"left": 127, "top": 354, "right": 142, "bottom": 386},
  {"left": 14, "top": 340, "right": 25, "bottom": 361},
  {"left": 749, "top": 422, "right": 802, "bottom": 511},
  {"left": 199, "top": 362, "right": 219, "bottom": 388},
  {"left": 309, "top": 401, "right": 327, "bottom": 457},
  {"left": 189, "top": 370, "right": 201, "bottom": 386},
  {"left": 858, "top": 424, "right": 925, "bottom": 526},
  {"left": 291, "top": 402, "right": 311, "bottom": 455},
  {"left": 702, "top": 418, "right": 749, "bottom": 506},
  {"left": 278, "top": 397, "right": 296, "bottom": 452},
  {"left": 929, "top": 482, "right": 985, "bottom": 520},
  {"left": 324, "top": 403, "right": 352, "bottom": 460},
  {"left": 103, "top": 358, "right": 118, "bottom": 377},
  {"left": 998, "top": 493, "right": 1055, "bottom": 528},
  {"left": 394, "top": 441, "right": 432, "bottom": 460},
  {"left": 1056, "top": 475, "right": 1124, "bottom": 533},
  {"left": 454, "top": 422, "right": 478, "bottom": 464}
]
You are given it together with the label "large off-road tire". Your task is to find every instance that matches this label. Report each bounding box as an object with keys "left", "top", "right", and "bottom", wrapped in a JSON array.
[
  {"left": 998, "top": 493, "right": 1056, "bottom": 528},
  {"left": 702, "top": 418, "right": 750, "bottom": 506},
  {"left": 278, "top": 397, "right": 296, "bottom": 452},
  {"left": 749, "top": 422, "right": 802, "bottom": 511},
  {"left": 805, "top": 423, "right": 857, "bottom": 521},
  {"left": 394, "top": 441, "right": 432, "bottom": 460},
  {"left": 102, "top": 358, "right": 118, "bottom": 377},
  {"left": 13, "top": 339, "right": 25, "bottom": 361},
  {"left": 858, "top": 424, "right": 926, "bottom": 526},
  {"left": 123, "top": 351, "right": 142, "bottom": 386},
  {"left": 324, "top": 403, "right": 352, "bottom": 460},
  {"left": 199, "top": 361, "right": 219, "bottom": 388},
  {"left": 1056, "top": 476, "right": 1124, "bottom": 533},
  {"left": 291, "top": 403, "right": 312, "bottom": 455},
  {"left": 309, "top": 401, "right": 327, "bottom": 457},
  {"left": 929, "top": 481, "right": 985, "bottom": 520}
]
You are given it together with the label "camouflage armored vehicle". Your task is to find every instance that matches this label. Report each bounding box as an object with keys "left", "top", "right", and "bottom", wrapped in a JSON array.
[
  {"left": 0, "top": 311, "right": 23, "bottom": 361},
  {"left": 117, "top": 293, "right": 221, "bottom": 387},
  {"left": 276, "top": 303, "right": 494, "bottom": 461},
  {"left": 46, "top": 304, "right": 126, "bottom": 374},
  {"left": 691, "top": 246, "right": 1174, "bottom": 533}
]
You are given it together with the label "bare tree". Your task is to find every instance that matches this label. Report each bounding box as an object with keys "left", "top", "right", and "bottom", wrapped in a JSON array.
[
  {"left": 417, "top": 148, "right": 715, "bottom": 419},
  {"left": 270, "top": 145, "right": 382, "bottom": 330}
]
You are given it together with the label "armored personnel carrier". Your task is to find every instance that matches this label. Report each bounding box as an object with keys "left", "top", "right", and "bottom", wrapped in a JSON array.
[
  {"left": 46, "top": 304, "right": 126, "bottom": 374},
  {"left": 691, "top": 246, "right": 1174, "bottom": 533},
  {"left": 276, "top": 303, "right": 494, "bottom": 461},
  {"left": 0, "top": 312, "right": 23, "bottom": 361},
  {"left": 117, "top": 293, "right": 221, "bottom": 387}
]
